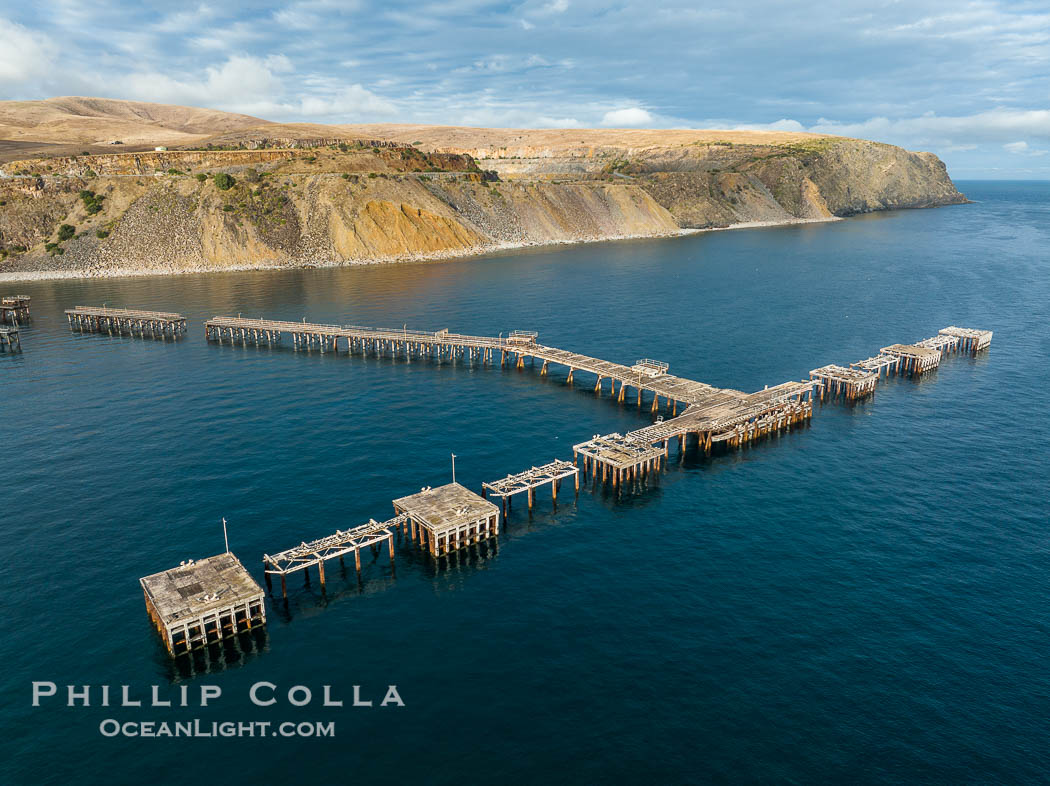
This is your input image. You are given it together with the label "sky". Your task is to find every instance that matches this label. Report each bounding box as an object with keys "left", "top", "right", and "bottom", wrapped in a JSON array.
[{"left": 1, "top": 0, "right": 1048, "bottom": 178}]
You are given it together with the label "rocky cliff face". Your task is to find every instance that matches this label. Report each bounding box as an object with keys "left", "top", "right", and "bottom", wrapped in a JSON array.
[{"left": 0, "top": 134, "right": 965, "bottom": 278}]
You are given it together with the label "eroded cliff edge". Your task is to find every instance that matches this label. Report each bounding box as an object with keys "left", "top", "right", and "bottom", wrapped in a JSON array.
[{"left": 0, "top": 133, "right": 966, "bottom": 278}]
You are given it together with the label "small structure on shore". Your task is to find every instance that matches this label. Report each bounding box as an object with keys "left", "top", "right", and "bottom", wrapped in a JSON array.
[
  {"left": 393, "top": 483, "right": 500, "bottom": 557},
  {"left": 140, "top": 552, "right": 265, "bottom": 657}
]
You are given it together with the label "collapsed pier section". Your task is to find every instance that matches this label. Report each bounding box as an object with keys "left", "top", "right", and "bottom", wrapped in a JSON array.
[
  {"left": 482, "top": 459, "right": 580, "bottom": 516},
  {"left": 263, "top": 515, "right": 402, "bottom": 597}
]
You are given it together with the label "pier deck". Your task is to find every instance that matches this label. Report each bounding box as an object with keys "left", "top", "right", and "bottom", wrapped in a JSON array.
[
  {"left": 573, "top": 433, "right": 666, "bottom": 488},
  {"left": 939, "top": 326, "right": 993, "bottom": 352},
  {"left": 0, "top": 326, "right": 20, "bottom": 352},
  {"left": 880, "top": 343, "right": 943, "bottom": 375},
  {"left": 67, "top": 306, "right": 187, "bottom": 337},
  {"left": 393, "top": 483, "right": 500, "bottom": 557},
  {"left": 204, "top": 316, "right": 798, "bottom": 416},
  {"left": 1, "top": 295, "right": 30, "bottom": 325},
  {"left": 140, "top": 552, "right": 265, "bottom": 656},
  {"left": 810, "top": 365, "right": 878, "bottom": 401}
]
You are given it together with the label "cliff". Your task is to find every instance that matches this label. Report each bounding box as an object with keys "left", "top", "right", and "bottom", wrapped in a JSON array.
[{"left": 0, "top": 101, "right": 967, "bottom": 279}]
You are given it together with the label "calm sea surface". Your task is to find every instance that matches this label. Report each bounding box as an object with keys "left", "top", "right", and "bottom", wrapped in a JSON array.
[{"left": 2, "top": 181, "right": 1048, "bottom": 784}]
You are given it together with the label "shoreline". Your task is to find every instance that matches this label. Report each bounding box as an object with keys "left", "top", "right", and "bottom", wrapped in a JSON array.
[{"left": 0, "top": 216, "right": 840, "bottom": 283}]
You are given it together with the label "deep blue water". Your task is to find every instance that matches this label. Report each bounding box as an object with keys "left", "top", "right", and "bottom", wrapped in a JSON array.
[{"left": 2, "top": 181, "right": 1048, "bottom": 784}]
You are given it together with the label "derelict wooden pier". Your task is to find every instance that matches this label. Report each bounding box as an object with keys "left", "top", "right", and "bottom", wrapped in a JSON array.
[
  {"left": 482, "top": 459, "right": 579, "bottom": 516},
  {"left": 1, "top": 295, "right": 30, "bottom": 325},
  {"left": 811, "top": 327, "right": 994, "bottom": 401},
  {"left": 133, "top": 317, "right": 995, "bottom": 651},
  {"left": 0, "top": 326, "right": 20, "bottom": 352},
  {"left": 204, "top": 316, "right": 817, "bottom": 437},
  {"left": 393, "top": 483, "right": 500, "bottom": 558},
  {"left": 262, "top": 514, "right": 403, "bottom": 597},
  {"left": 140, "top": 552, "right": 265, "bottom": 656},
  {"left": 66, "top": 306, "right": 188, "bottom": 337}
]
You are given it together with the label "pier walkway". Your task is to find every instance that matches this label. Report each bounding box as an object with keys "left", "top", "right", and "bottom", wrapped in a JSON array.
[
  {"left": 204, "top": 315, "right": 810, "bottom": 421},
  {"left": 67, "top": 306, "right": 187, "bottom": 337},
  {"left": 203, "top": 316, "right": 991, "bottom": 490}
]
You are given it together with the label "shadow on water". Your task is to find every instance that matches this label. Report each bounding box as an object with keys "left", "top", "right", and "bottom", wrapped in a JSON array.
[{"left": 159, "top": 628, "right": 271, "bottom": 684}]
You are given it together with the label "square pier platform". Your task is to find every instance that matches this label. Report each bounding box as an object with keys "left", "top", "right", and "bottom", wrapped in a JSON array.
[
  {"left": 392, "top": 483, "right": 500, "bottom": 557},
  {"left": 880, "top": 343, "right": 942, "bottom": 375},
  {"left": 140, "top": 552, "right": 266, "bottom": 656}
]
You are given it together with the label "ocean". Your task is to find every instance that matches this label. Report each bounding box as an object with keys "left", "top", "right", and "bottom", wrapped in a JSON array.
[{"left": 2, "top": 181, "right": 1048, "bottom": 784}]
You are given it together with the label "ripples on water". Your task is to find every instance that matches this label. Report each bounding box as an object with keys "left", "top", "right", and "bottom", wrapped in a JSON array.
[{"left": 2, "top": 182, "right": 1048, "bottom": 784}]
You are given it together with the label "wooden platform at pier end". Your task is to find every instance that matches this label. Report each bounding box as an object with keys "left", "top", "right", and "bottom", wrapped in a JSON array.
[
  {"left": 939, "top": 326, "right": 993, "bottom": 352},
  {"left": 0, "top": 326, "right": 20, "bottom": 352},
  {"left": 810, "top": 364, "right": 878, "bottom": 401},
  {"left": 1, "top": 295, "right": 30, "bottom": 324},
  {"left": 140, "top": 552, "right": 265, "bottom": 657},
  {"left": 262, "top": 515, "right": 402, "bottom": 597},
  {"left": 482, "top": 459, "right": 579, "bottom": 515},
  {"left": 880, "top": 343, "right": 943, "bottom": 375},
  {"left": 573, "top": 433, "right": 666, "bottom": 488},
  {"left": 67, "top": 306, "right": 187, "bottom": 337},
  {"left": 393, "top": 483, "right": 500, "bottom": 557}
]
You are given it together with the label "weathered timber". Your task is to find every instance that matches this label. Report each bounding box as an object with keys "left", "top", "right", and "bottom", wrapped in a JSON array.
[
  {"left": 939, "top": 326, "right": 993, "bottom": 352},
  {"left": 0, "top": 325, "right": 21, "bottom": 352},
  {"left": 810, "top": 365, "right": 878, "bottom": 401},
  {"left": 482, "top": 459, "right": 579, "bottom": 514},
  {"left": 140, "top": 552, "right": 265, "bottom": 657},
  {"left": 880, "top": 343, "right": 942, "bottom": 376},
  {"left": 0, "top": 295, "right": 30, "bottom": 325},
  {"left": 202, "top": 317, "right": 807, "bottom": 419},
  {"left": 263, "top": 514, "right": 403, "bottom": 596},
  {"left": 573, "top": 433, "right": 666, "bottom": 489},
  {"left": 392, "top": 483, "right": 500, "bottom": 557},
  {"left": 67, "top": 306, "right": 187, "bottom": 337}
]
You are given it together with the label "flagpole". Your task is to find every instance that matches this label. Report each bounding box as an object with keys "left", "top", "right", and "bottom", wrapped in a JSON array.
[{"left": 222, "top": 517, "right": 229, "bottom": 553}]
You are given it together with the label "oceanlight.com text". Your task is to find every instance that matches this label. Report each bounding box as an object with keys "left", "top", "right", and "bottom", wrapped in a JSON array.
[{"left": 98, "top": 719, "right": 335, "bottom": 738}]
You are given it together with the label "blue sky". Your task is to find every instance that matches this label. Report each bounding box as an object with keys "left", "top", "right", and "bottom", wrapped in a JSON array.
[{"left": 2, "top": 0, "right": 1048, "bottom": 177}]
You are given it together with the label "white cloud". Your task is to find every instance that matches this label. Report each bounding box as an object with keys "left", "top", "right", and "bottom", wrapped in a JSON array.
[
  {"left": 600, "top": 107, "right": 654, "bottom": 127},
  {"left": 735, "top": 118, "right": 805, "bottom": 132},
  {"left": 110, "top": 54, "right": 393, "bottom": 120},
  {"left": 808, "top": 108, "right": 1050, "bottom": 145},
  {"left": 264, "top": 54, "right": 295, "bottom": 74},
  {"left": 154, "top": 4, "right": 217, "bottom": 33},
  {"left": 542, "top": 0, "right": 569, "bottom": 13},
  {"left": 0, "top": 17, "right": 58, "bottom": 89},
  {"left": 1004, "top": 141, "right": 1028, "bottom": 153},
  {"left": 299, "top": 85, "right": 397, "bottom": 118}
]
